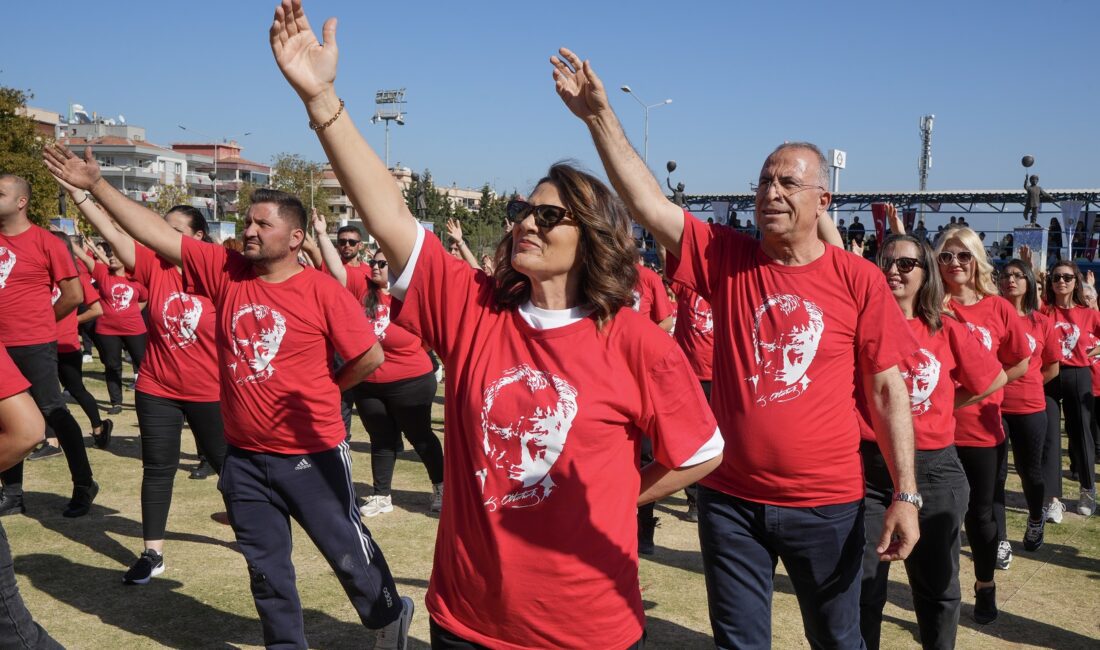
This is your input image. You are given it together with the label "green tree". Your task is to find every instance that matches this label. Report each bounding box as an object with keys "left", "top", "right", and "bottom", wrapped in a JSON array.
[
  {"left": 152, "top": 181, "right": 191, "bottom": 216},
  {"left": 270, "top": 152, "right": 333, "bottom": 222},
  {"left": 0, "top": 86, "right": 58, "bottom": 225},
  {"left": 402, "top": 169, "right": 453, "bottom": 237}
]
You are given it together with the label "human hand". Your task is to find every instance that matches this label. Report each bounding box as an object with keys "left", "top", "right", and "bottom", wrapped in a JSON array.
[
  {"left": 850, "top": 239, "right": 864, "bottom": 257},
  {"left": 43, "top": 144, "right": 102, "bottom": 192},
  {"left": 1087, "top": 270, "right": 1095, "bottom": 287},
  {"left": 550, "top": 47, "right": 612, "bottom": 123},
  {"left": 270, "top": 0, "right": 338, "bottom": 104},
  {"left": 885, "top": 203, "right": 904, "bottom": 235},
  {"left": 877, "top": 501, "right": 920, "bottom": 561},
  {"left": 445, "top": 218, "right": 463, "bottom": 244},
  {"left": 311, "top": 207, "right": 326, "bottom": 236}
]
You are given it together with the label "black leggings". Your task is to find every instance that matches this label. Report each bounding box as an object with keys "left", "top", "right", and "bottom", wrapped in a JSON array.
[
  {"left": 346, "top": 372, "right": 442, "bottom": 496},
  {"left": 96, "top": 333, "right": 146, "bottom": 406},
  {"left": 956, "top": 443, "right": 1006, "bottom": 583},
  {"left": 429, "top": 618, "right": 645, "bottom": 649},
  {"left": 999, "top": 411, "right": 1047, "bottom": 525},
  {"left": 57, "top": 350, "right": 101, "bottom": 429},
  {"left": 135, "top": 391, "right": 226, "bottom": 541},
  {"left": 1045, "top": 366, "right": 1096, "bottom": 491}
]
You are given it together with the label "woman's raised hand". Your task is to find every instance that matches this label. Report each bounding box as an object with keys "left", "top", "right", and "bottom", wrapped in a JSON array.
[
  {"left": 270, "top": 0, "right": 338, "bottom": 104},
  {"left": 550, "top": 48, "right": 611, "bottom": 123}
]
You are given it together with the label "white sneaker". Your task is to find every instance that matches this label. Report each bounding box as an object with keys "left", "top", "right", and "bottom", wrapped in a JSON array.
[
  {"left": 1078, "top": 488, "right": 1096, "bottom": 517},
  {"left": 82, "top": 354, "right": 93, "bottom": 364},
  {"left": 995, "top": 540, "right": 1012, "bottom": 570},
  {"left": 360, "top": 494, "right": 393, "bottom": 518},
  {"left": 374, "top": 596, "right": 414, "bottom": 650},
  {"left": 1045, "top": 499, "right": 1066, "bottom": 524},
  {"left": 430, "top": 483, "right": 443, "bottom": 513}
]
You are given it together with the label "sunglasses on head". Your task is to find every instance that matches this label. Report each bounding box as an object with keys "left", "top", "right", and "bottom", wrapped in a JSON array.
[
  {"left": 506, "top": 200, "right": 573, "bottom": 230},
  {"left": 936, "top": 251, "right": 974, "bottom": 266},
  {"left": 1051, "top": 273, "right": 1076, "bottom": 283},
  {"left": 879, "top": 256, "right": 923, "bottom": 274},
  {"left": 368, "top": 260, "right": 388, "bottom": 269},
  {"left": 337, "top": 238, "right": 361, "bottom": 246}
]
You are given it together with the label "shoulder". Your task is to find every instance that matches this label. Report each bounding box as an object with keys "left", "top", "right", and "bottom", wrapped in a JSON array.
[{"left": 605, "top": 307, "right": 678, "bottom": 359}]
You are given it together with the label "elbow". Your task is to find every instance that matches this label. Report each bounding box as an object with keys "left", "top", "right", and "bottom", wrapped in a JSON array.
[{"left": 364, "top": 342, "right": 385, "bottom": 375}]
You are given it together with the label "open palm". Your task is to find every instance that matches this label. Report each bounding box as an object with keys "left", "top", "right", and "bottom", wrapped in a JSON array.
[
  {"left": 270, "top": 0, "right": 338, "bottom": 102},
  {"left": 550, "top": 48, "right": 611, "bottom": 122},
  {"left": 43, "top": 144, "right": 102, "bottom": 191}
]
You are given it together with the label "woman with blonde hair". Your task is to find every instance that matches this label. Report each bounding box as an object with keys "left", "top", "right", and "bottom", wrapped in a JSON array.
[{"left": 933, "top": 226, "right": 1030, "bottom": 624}]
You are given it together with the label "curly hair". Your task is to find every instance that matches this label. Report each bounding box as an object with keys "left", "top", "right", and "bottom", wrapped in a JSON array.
[
  {"left": 1044, "top": 260, "right": 1089, "bottom": 307},
  {"left": 492, "top": 162, "right": 637, "bottom": 328},
  {"left": 933, "top": 226, "right": 997, "bottom": 298}
]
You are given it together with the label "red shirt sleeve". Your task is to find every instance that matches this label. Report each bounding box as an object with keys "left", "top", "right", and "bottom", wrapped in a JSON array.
[
  {"left": 637, "top": 343, "right": 718, "bottom": 468},
  {"left": 44, "top": 231, "right": 78, "bottom": 284},
  {"left": 666, "top": 211, "right": 726, "bottom": 301},
  {"left": 345, "top": 271, "right": 369, "bottom": 303},
  {"left": 946, "top": 318, "right": 1002, "bottom": 395},
  {"left": 90, "top": 261, "right": 109, "bottom": 287},
  {"left": 130, "top": 243, "right": 156, "bottom": 287},
  {"left": 644, "top": 270, "right": 673, "bottom": 323},
  {"left": 180, "top": 236, "right": 231, "bottom": 302},
  {"left": 321, "top": 277, "right": 378, "bottom": 363},
  {"left": 854, "top": 263, "right": 919, "bottom": 374},
  {"left": 1040, "top": 314, "right": 1060, "bottom": 365},
  {"left": 997, "top": 301, "right": 1032, "bottom": 366},
  {"left": 80, "top": 275, "right": 99, "bottom": 306}
]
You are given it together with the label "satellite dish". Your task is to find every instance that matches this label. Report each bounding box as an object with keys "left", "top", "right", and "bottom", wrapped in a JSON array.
[{"left": 118, "top": 114, "right": 126, "bottom": 124}]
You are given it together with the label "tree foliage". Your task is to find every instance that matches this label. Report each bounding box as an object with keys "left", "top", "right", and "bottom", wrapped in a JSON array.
[
  {"left": 0, "top": 86, "right": 58, "bottom": 225},
  {"left": 401, "top": 171, "right": 510, "bottom": 256},
  {"left": 152, "top": 181, "right": 192, "bottom": 217},
  {"left": 270, "top": 152, "right": 333, "bottom": 223}
]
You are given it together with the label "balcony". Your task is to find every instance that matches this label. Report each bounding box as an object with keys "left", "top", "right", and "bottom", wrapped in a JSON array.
[{"left": 100, "top": 165, "right": 159, "bottom": 182}]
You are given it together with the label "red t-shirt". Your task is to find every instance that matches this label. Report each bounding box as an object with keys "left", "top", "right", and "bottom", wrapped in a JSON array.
[
  {"left": 858, "top": 316, "right": 1001, "bottom": 450},
  {"left": 0, "top": 224, "right": 79, "bottom": 346},
  {"left": 668, "top": 213, "right": 916, "bottom": 506},
  {"left": 345, "top": 273, "right": 433, "bottom": 384},
  {"left": 670, "top": 280, "right": 714, "bottom": 381},
  {"left": 1002, "top": 311, "right": 1061, "bottom": 414},
  {"left": 633, "top": 263, "right": 673, "bottom": 324},
  {"left": 1043, "top": 304, "right": 1100, "bottom": 368},
  {"left": 948, "top": 296, "right": 1031, "bottom": 447},
  {"left": 0, "top": 342, "right": 30, "bottom": 400},
  {"left": 90, "top": 262, "right": 148, "bottom": 336},
  {"left": 53, "top": 274, "right": 100, "bottom": 354},
  {"left": 394, "top": 231, "right": 717, "bottom": 650},
  {"left": 344, "top": 260, "right": 371, "bottom": 283},
  {"left": 131, "top": 244, "right": 220, "bottom": 402},
  {"left": 181, "top": 237, "right": 377, "bottom": 454}
]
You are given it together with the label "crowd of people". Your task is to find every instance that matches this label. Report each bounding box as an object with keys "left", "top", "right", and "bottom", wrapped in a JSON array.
[{"left": 0, "top": 1, "right": 1097, "bottom": 648}]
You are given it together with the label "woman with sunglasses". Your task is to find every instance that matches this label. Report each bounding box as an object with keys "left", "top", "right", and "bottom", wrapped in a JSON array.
[
  {"left": 1042, "top": 260, "right": 1100, "bottom": 516},
  {"left": 313, "top": 212, "right": 444, "bottom": 517},
  {"left": 272, "top": 5, "right": 722, "bottom": 646},
  {"left": 997, "top": 261, "right": 1060, "bottom": 553},
  {"left": 858, "top": 234, "right": 1005, "bottom": 648},
  {"left": 933, "top": 227, "right": 1030, "bottom": 624}
]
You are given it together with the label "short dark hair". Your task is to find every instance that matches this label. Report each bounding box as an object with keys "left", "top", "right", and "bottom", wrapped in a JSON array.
[
  {"left": 0, "top": 174, "right": 31, "bottom": 201},
  {"left": 336, "top": 225, "right": 361, "bottom": 238},
  {"left": 249, "top": 188, "right": 306, "bottom": 231},
  {"left": 166, "top": 205, "right": 213, "bottom": 243}
]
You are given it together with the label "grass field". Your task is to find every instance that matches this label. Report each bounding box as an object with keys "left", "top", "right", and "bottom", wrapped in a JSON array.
[{"left": 6, "top": 366, "right": 1100, "bottom": 649}]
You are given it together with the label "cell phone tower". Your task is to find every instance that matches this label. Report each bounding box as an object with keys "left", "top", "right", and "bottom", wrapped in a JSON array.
[{"left": 918, "top": 114, "right": 934, "bottom": 191}]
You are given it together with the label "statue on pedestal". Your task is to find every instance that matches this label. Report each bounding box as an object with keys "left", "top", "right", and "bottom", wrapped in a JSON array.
[{"left": 1021, "top": 156, "right": 1057, "bottom": 226}]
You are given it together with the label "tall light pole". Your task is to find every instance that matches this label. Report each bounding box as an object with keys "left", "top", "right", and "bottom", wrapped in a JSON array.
[
  {"left": 178, "top": 125, "right": 252, "bottom": 221},
  {"left": 619, "top": 85, "right": 672, "bottom": 167},
  {"left": 370, "top": 89, "right": 406, "bottom": 169}
]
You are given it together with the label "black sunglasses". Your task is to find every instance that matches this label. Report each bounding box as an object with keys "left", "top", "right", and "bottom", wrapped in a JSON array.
[
  {"left": 368, "top": 260, "right": 388, "bottom": 269},
  {"left": 337, "top": 239, "right": 361, "bottom": 246},
  {"left": 506, "top": 200, "right": 573, "bottom": 230},
  {"left": 879, "top": 256, "right": 923, "bottom": 274},
  {"left": 937, "top": 251, "right": 974, "bottom": 266},
  {"left": 1051, "top": 273, "right": 1076, "bottom": 283}
]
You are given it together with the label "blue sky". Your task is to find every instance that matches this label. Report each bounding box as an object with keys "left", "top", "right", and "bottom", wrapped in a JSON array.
[{"left": 4, "top": 0, "right": 1097, "bottom": 205}]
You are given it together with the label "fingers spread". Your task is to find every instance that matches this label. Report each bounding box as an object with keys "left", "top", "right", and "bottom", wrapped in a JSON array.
[{"left": 559, "top": 47, "right": 583, "bottom": 72}]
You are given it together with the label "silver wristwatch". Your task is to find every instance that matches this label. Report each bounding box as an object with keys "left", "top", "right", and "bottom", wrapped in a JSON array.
[{"left": 893, "top": 492, "right": 923, "bottom": 510}]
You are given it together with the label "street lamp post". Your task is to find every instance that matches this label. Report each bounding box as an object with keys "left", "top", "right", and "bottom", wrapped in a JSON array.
[
  {"left": 120, "top": 165, "right": 132, "bottom": 195},
  {"left": 178, "top": 125, "right": 252, "bottom": 221},
  {"left": 619, "top": 85, "right": 672, "bottom": 167}
]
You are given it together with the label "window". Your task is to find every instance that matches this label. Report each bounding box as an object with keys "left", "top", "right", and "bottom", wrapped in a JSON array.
[{"left": 174, "top": 163, "right": 182, "bottom": 176}]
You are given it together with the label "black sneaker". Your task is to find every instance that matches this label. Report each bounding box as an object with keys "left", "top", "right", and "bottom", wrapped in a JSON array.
[
  {"left": 638, "top": 516, "right": 659, "bottom": 556},
  {"left": 107, "top": 404, "right": 122, "bottom": 416},
  {"left": 189, "top": 459, "right": 212, "bottom": 480},
  {"left": 62, "top": 481, "right": 99, "bottom": 518},
  {"left": 123, "top": 549, "right": 165, "bottom": 585},
  {"left": 0, "top": 491, "right": 25, "bottom": 517},
  {"left": 27, "top": 443, "right": 62, "bottom": 461},
  {"left": 974, "top": 584, "right": 998, "bottom": 624},
  {"left": 92, "top": 419, "right": 113, "bottom": 450},
  {"left": 1023, "top": 518, "right": 1045, "bottom": 552}
]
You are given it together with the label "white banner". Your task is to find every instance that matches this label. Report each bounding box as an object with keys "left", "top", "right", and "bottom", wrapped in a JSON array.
[
  {"left": 711, "top": 201, "right": 729, "bottom": 225},
  {"left": 1062, "top": 201, "right": 1083, "bottom": 260}
]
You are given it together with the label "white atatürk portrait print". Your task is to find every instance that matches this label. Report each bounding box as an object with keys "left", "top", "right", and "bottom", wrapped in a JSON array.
[
  {"left": 110, "top": 283, "right": 135, "bottom": 311},
  {"left": 903, "top": 348, "right": 941, "bottom": 416},
  {"left": 229, "top": 303, "right": 287, "bottom": 384},
  {"left": 161, "top": 291, "right": 203, "bottom": 349},
  {"left": 689, "top": 295, "right": 713, "bottom": 335},
  {"left": 1055, "top": 321, "right": 1080, "bottom": 360},
  {"left": 0, "top": 247, "right": 14, "bottom": 289},
  {"left": 965, "top": 323, "right": 993, "bottom": 351},
  {"left": 747, "top": 294, "right": 825, "bottom": 406},
  {"left": 477, "top": 365, "right": 579, "bottom": 511}
]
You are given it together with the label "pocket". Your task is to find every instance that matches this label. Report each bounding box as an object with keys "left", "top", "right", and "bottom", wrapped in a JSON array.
[{"left": 808, "top": 499, "right": 862, "bottom": 520}]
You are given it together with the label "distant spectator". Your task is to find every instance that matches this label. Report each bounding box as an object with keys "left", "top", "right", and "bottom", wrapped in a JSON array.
[
  {"left": 838, "top": 218, "right": 849, "bottom": 245},
  {"left": 848, "top": 215, "right": 866, "bottom": 244},
  {"left": 914, "top": 219, "right": 927, "bottom": 242}
]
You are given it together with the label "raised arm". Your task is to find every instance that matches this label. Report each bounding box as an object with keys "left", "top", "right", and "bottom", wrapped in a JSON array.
[
  {"left": 312, "top": 209, "right": 347, "bottom": 285},
  {"left": 71, "top": 243, "right": 97, "bottom": 274},
  {"left": 44, "top": 145, "right": 183, "bottom": 265},
  {"left": 445, "top": 218, "right": 480, "bottom": 270},
  {"left": 270, "top": 0, "right": 418, "bottom": 276},
  {"left": 550, "top": 48, "right": 686, "bottom": 255},
  {"left": 54, "top": 175, "right": 138, "bottom": 271}
]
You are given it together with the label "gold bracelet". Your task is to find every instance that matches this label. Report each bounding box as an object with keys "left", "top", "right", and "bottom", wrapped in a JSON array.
[{"left": 309, "top": 98, "right": 345, "bottom": 131}]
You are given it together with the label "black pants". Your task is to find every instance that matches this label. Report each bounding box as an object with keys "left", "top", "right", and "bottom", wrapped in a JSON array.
[
  {"left": 1046, "top": 365, "right": 1096, "bottom": 491},
  {"left": 1043, "top": 396, "right": 1064, "bottom": 501},
  {"left": 956, "top": 443, "right": 1005, "bottom": 583},
  {"left": 999, "top": 412, "right": 1047, "bottom": 528},
  {"left": 346, "top": 372, "right": 443, "bottom": 495},
  {"left": 57, "top": 350, "right": 101, "bottom": 429},
  {"left": 0, "top": 343, "right": 92, "bottom": 489},
  {"left": 860, "top": 442, "right": 969, "bottom": 650},
  {"left": 96, "top": 332, "right": 146, "bottom": 407},
  {"left": 219, "top": 443, "right": 403, "bottom": 647},
  {"left": 429, "top": 618, "right": 645, "bottom": 649},
  {"left": 0, "top": 520, "right": 62, "bottom": 649},
  {"left": 135, "top": 391, "right": 226, "bottom": 541}
]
